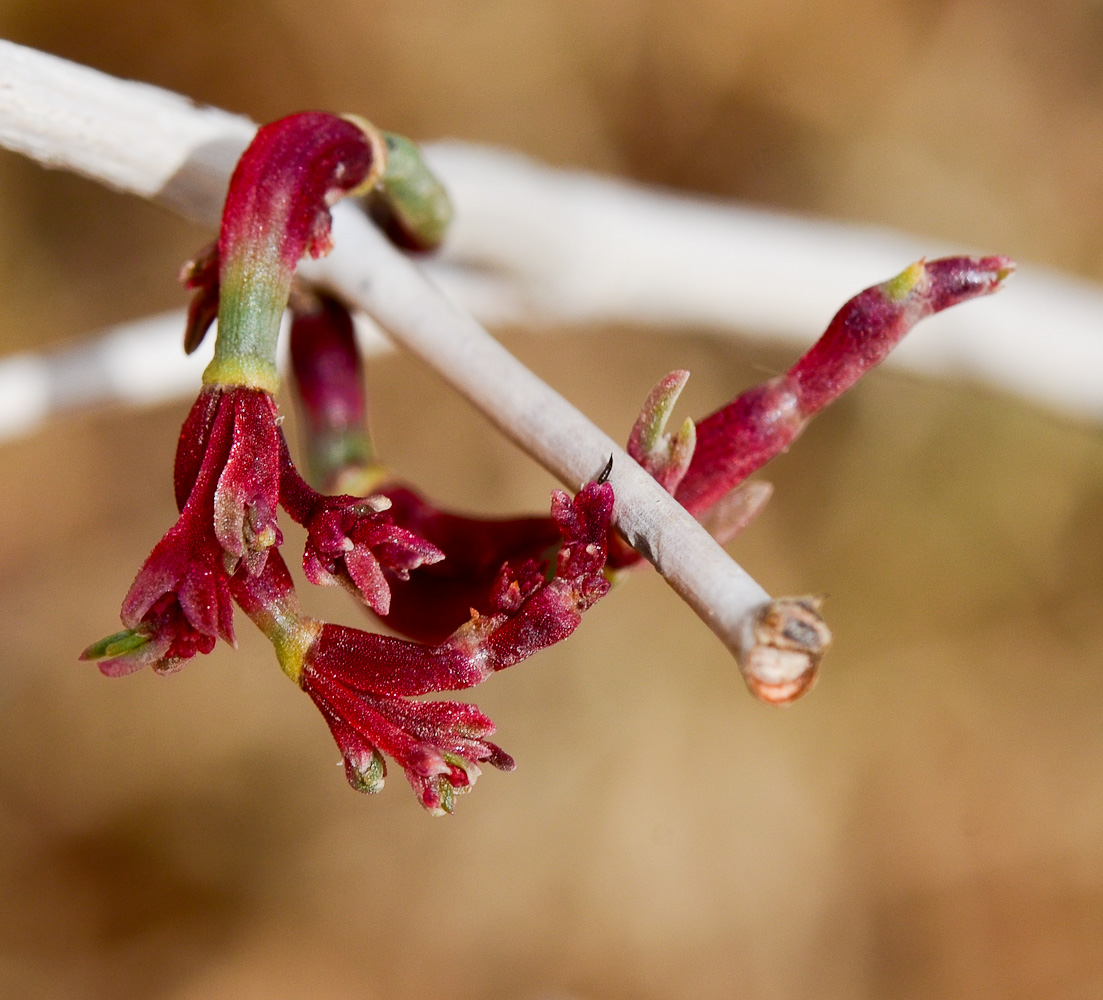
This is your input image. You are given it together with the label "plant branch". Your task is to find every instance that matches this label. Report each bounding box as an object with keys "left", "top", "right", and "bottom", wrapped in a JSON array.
[{"left": 0, "top": 39, "right": 825, "bottom": 679}]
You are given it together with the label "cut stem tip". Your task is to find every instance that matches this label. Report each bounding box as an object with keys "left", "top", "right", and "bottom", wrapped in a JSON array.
[{"left": 736, "top": 596, "right": 831, "bottom": 705}]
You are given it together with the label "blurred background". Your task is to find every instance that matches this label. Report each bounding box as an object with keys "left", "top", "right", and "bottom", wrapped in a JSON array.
[{"left": 1, "top": 2, "right": 1102, "bottom": 998}]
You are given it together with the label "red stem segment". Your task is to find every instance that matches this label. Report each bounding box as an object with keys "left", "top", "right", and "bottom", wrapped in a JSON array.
[{"left": 674, "top": 256, "right": 1014, "bottom": 514}]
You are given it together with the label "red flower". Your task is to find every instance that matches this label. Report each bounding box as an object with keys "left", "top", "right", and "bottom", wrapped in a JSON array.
[
  {"left": 83, "top": 385, "right": 280, "bottom": 675},
  {"left": 276, "top": 434, "right": 444, "bottom": 616},
  {"left": 302, "top": 664, "right": 514, "bottom": 814}
]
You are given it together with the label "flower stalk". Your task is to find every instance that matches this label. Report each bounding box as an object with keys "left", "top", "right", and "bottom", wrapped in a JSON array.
[{"left": 287, "top": 290, "right": 383, "bottom": 494}]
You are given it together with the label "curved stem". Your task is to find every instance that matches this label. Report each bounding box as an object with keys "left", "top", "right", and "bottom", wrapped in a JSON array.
[{"left": 203, "top": 112, "right": 384, "bottom": 391}]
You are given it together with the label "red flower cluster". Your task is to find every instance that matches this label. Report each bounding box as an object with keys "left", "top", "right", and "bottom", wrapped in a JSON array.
[
  {"left": 88, "top": 386, "right": 278, "bottom": 676},
  {"left": 83, "top": 111, "right": 619, "bottom": 813},
  {"left": 83, "top": 110, "right": 1014, "bottom": 814}
]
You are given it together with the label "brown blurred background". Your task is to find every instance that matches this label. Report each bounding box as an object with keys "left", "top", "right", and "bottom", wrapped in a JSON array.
[{"left": 2, "top": 2, "right": 1103, "bottom": 998}]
